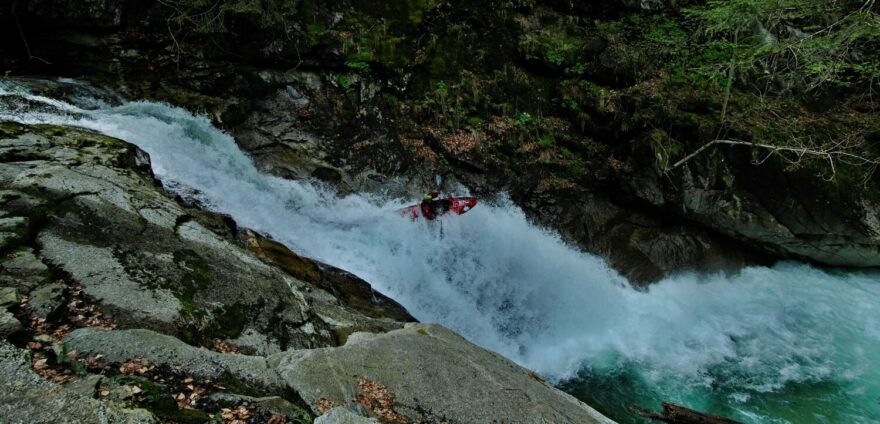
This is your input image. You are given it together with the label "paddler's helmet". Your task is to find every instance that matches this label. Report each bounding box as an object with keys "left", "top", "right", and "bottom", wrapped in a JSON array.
[{"left": 423, "top": 191, "right": 440, "bottom": 201}]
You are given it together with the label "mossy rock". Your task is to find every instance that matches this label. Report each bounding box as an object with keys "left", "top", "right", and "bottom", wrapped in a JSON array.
[{"left": 0, "top": 121, "right": 24, "bottom": 137}]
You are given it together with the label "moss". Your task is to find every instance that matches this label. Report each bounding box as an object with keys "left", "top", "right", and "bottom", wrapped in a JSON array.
[
  {"left": 0, "top": 121, "right": 24, "bottom": 137},
  {"left": 119, "top": 376, "right": 211, "bottom": 423},
  {"left": 251, "top": 236, "right": 323, "bottom": 283},
  {"left": 174, "top": 291, "right": 206, "bottom": 321},
  {"left": 32, "top": 124, "right": 67, "bottom": 137},
  {"left": 211, "top": 303, "right": 247, "bottom": 339},
  {"left": 218, "top": 371, "right": 264, "bottom": 397},
  {"left": 173, "top": 249, "right": 214, "bottom": 291}
]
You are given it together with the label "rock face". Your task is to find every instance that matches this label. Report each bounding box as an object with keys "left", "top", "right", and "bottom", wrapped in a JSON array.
[
  {"left": 5, "top": 2, "right": 877, "bottom": 283},
  {"left": 273, "top": 323, "right": 614, "bottom": 424},
  {"left": 0, "top": 121, "right": 408, "bottom": 354},
  {"left": 615, "top": 144, "right": 880, "bottom": 269},
  {"left": 0, "top": 121, "right": 614, "bottom": 422},
  {"left": 65, "top": 324, "right": 613, "bottom": 424},
  {"left": 66, "top": 328, "right": 286, "bottom": 394},
  {"left": 0, "top": 340, "right": 156, "bottom": 424}
]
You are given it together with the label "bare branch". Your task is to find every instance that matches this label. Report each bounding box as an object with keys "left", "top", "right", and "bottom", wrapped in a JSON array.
[
  {"left": 11, "top": 0, "right": 51, "bottom": 65},
  {"left": 666, "top": 138, "right": 880, "bottom": 182}
]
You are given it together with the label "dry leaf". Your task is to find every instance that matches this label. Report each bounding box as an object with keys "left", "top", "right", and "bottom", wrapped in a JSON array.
[{"left": 316, "top": 398, "right": 338, "bottom": 415}]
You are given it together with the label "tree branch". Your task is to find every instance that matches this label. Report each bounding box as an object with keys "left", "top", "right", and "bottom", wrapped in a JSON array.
[
  {"left": 11, "top": 0, "right": 51, "bottom": 65},
  {"left": 666, "top": 138, "right": 880, "bottom": 182}
]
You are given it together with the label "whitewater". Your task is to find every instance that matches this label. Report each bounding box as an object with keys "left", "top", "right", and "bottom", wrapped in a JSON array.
[{"left": 1, "top": 79, "right": 878, "bottom": 423}]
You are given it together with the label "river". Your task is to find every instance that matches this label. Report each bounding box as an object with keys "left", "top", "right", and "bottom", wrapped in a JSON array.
[{"left": 1, "top": 78, "right": 878, "bottom": 423}]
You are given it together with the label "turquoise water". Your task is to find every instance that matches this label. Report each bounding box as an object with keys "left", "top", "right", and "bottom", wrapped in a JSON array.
[
  {"left": 2, "top": 78, "right": 879, "bottom": 423},
  {"left": 560, "top": 265, "right": 880, "bottom": 423}
]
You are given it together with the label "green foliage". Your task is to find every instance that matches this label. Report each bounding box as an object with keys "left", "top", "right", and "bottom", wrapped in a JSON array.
[
  {"left": 352, "top": 0, "right": 440, "bottom": 27},
  {"left": 538, "top": 134, "right": 555, "bottom": 149},
  {"left": 58, "top": 342, "right": 71, "bottom": 364},
  {"left": 684, "top": 0, "right": 880, "bottom": 91},
  {"left": 545, "top": 49, "right": 565, "bottom": 66},
  {"left": 337, "top": 74, "right": 355, "bottom": 90},
  {"left": 559, "top": 147, "right": 573, "bottom": 159},
  {"left": 435, "top": 81, "right": 449, "bottom": 95},
  {"left": 345, "top": 61, "right": 370, "bottom": 72},
  {"left": 466, "top": 116, "right": 485, "bottom": 129},
  {"left": 565, "top": 158, "right": 586, "bottom": 179},
  {"left": 516, "top": 112, "right": 533, "bottom": 126},
  {"left": 519, "top": 15, "right": 585, "bottom": 68}
]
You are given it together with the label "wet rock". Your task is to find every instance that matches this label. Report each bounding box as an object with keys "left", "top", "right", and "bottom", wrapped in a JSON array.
[
  {"left": 521, "top": 187, "right": 759, "bottom": 283},
  {"left": 271, "top": 324, "right": 614, "bottom": 424},
  {"left": 231, "top": 85, "right": 335, "bottom": 181},
  {"left": 0, "top": 340, "right": 156, "bottom": 423},
  {"left": 662, "top": 150, "right": 880, "bottom": 268},
  {"left": 244, "top": 231, "right": 414, "bottom": 323}
]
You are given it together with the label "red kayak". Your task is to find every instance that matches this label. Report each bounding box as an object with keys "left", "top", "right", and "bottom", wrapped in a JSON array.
[{"left": 399, "top": 197, "right": 478, "bottom": 220}]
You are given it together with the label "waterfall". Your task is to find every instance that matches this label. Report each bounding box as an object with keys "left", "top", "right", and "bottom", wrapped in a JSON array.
[{"left": 2, "top": 78, "right": 877, "bottom": 423}]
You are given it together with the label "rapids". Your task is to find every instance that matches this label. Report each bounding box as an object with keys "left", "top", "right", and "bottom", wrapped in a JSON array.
[{"left": 1, "top": 79, "right": 877, "bottom": 423}]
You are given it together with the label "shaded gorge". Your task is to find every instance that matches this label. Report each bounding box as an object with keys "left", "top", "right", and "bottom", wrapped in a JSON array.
[{"left": 1, "top": 79, "right": 877, "bottom": 424}]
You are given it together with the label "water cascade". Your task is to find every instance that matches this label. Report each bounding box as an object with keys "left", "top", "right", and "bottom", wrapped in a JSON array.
[{"left": 1, "top": 79, "right": 877, "bottom": 423}]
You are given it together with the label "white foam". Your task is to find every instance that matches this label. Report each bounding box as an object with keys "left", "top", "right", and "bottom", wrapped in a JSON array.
[{"left": 2, "top": 80, "right": 878, "bottom": 422}]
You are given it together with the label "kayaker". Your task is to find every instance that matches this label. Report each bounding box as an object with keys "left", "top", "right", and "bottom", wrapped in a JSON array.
[{"left": 421, "top": 191, "right": 451, "bottom": 220}]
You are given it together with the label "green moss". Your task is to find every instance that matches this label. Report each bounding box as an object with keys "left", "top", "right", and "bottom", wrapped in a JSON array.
[
  {"left": 173, "top": 249, "right": 214, "bottom": 291},
  {"left": 0, "top": 121, "right": 24, "bottom": 137},
  {"left": 212, "top": 303, "right": 247, "bottom": 338},
  {"left": 32, "top": 124, "right": 67, "bottom": 137},
  {"left": 218, "top": 371, "right": 264, "bottom": 397},
  {"left": 174, "top": 291, "right": 206, "bottom": 321},
  {"left": 337, "top": 74, "right": 355, "bottom": 90},
  {"left": 120, "top": 376, "right": 210, "bottom": 423}
]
